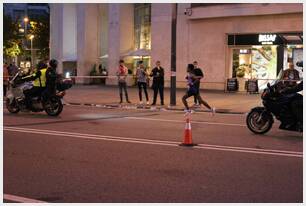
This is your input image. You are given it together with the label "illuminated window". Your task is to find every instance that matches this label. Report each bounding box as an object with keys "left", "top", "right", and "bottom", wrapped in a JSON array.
[{"left": 134, "top": 4, "right": 151, "bottom": 50}]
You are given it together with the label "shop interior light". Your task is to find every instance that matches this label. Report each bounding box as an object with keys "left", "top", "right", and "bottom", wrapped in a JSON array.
[
  {"left": 240, "top": 49, "right": 248, "bottom": 54},
  {"left": 65, "top": 72, "right": 70, "bottom": 78},
  {"left": 252, "top": 45, "right": 262, "bottom": 49},
  {"left": 239, "top": 59, "right": 246, "bottom": 65}
]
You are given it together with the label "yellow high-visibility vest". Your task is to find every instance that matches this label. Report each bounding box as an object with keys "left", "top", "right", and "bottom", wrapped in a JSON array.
[
  {"left": 22, "top": 68, "right": 47, "bottom": 87},
  {"left": 34, "top": 68, "right": 47, "bottom": 87}
]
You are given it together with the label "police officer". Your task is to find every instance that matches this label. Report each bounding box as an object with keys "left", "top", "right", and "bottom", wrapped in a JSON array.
[
  {"left": 45, "top": 59, "right": 58, "bottom": 98},
  {"left": 22, "top": 61, "right": 48, "bottom": 109},
  {"left": 281, "top": 81, "right": 303, "bottom": 125}
]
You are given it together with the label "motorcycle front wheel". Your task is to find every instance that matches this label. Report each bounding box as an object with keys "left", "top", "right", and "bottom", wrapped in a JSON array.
[
  {"left": 6, "top": 98, "right": 20, "bottom": 114},
  {"left": 44, "top": 96, "right": 63, "bottom": 116},
  {"left": 246, "top": 110, "right": 273, "bottom": 134}
]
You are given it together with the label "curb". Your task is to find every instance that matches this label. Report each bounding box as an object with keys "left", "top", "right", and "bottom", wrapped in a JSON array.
[{"left": 64, "top": 101, "right": 246, "bottom": 115}]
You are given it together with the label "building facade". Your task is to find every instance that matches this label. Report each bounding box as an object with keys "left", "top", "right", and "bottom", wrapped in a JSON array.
[{"left": 50, "top": 3, "right": 303, "bottom": 90}]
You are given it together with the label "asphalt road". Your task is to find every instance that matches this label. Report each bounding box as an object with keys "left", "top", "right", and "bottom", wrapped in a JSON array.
[{"left": 3, "top": 105, "right": 303, "bottom": 203}]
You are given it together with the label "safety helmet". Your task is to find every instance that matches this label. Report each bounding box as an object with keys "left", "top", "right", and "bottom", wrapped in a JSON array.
[
  {"left": 37, "top": 61, "right": 48, "bottom": 70},
  {"left": 49, "top": 59, "right": 58, "bottom": 68}
]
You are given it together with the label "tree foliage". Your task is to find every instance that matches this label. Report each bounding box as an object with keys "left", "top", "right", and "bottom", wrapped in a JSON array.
[
  {"left": 3, "top": 14, "right": 23, "bottom": 58},
  {"left": 3, "top": 8, "right": 50, "bottom": 60},
  {"left": 27, "top": 14, "right": 50, "bottom": 60}
]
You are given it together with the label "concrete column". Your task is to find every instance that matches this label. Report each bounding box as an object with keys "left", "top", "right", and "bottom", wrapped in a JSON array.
[
  {"left": 107, "top": 3, "right": 134, "bottom": 85},
  {"left": 76, "top": 4, "right": 100, "bottom": 84},
  {"left": 119, "top": 4, "right": 134, "bottom": 55},
  {"left": 151, "top": 3, "right": 172, "bottom": 87},
  {"left": 62, "top": 4, "right": 77, "bottom": 62},
  {"left": 49, "top": 3, "right": 64, "bottom": 73},
  {"left": 99, "top": 4, "right": 108, "bottom": 64},
  {"left": 107, "top": 4, "right": 120, "bottom": 81}
]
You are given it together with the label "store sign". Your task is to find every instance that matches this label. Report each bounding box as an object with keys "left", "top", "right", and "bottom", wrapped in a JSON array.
[
  {"left": 228, "top": 33, "right": 301, "bottom": 46},
  {"left": 258, "top": 34, "right": 277, "bottom": 45}
]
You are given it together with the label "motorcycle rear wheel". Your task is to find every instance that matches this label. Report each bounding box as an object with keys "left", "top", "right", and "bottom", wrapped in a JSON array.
[
  {"left": 246, "top": 110, "right": 273, "bottom": 134},
  {"left": 6, "top": 98, "right": 20, "bottom": 113},
  {"left": 44, "top": 96, "right": 63, "bottom": 116}
]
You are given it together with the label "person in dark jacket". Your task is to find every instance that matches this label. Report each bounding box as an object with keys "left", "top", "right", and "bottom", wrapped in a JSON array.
[
  {"left": 150, "top": 61, "right": 164, "bottom": 105},
  {"left": 43, "top": 59, "right": 58, "bottom": 100},
  {"left": 280, "top": 81, "right": 303, "bottom": 123},
  {"left": 192, "top": 61, "right": 204, "bottom": 106}
]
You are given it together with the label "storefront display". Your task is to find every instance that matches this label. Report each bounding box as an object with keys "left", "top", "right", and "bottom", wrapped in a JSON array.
[
  {"left": 251, "top": 46, "right": 277, "bottom": 90},
  {"left": 228, "top": 32, "right": 303, "bottom": 91}
]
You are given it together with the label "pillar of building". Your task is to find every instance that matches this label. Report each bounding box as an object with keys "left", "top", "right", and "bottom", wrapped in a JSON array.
[
  {"left": 49, "top": 3, "right": 64, "bottom": 73},
  {"left": 62, "top": 4, "right": 77, "bottom": 62},
  {"left": 99, "top": 4, "right": 108, "bottom": 69},
  {"left": 151, "top": 3, "right": 173, "bottom": 87},
  {"left": 107, "top": 4, "right": 134, "bottom": 85},
  {"left": 76, "top": 4, "right": 100, "bottom": 84},
  {"left": 50, "top": 4, "right": 77, "bottom": 75}
]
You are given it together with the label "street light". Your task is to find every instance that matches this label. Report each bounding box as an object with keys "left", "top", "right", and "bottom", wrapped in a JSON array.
[
  {"left": 29, "top": 34, "right": 34, "bottom": 69},
  {"left": 23, "top": 17, "right": 29, "bottom": 37}
]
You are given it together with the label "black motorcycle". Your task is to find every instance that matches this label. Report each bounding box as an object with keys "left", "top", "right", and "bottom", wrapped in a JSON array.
[
  {"left": 246, "top": 80, "right": 303, "bottom": 134},
  {"left": 6, "top": 70, "right": 73, "bottom": 116}
]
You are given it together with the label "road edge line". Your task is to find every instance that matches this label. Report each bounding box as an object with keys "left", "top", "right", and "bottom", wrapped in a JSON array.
[{"left": 4, "top": 194, "right": 47, "bottom": 203}]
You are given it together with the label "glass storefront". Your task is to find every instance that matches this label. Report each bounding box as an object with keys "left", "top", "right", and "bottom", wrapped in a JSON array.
[
  {"left": 133, "top": 4, "right": 151, "bottom": 71},
  {"left": 232, "top": 46, "right": 278, "bottom": 90},
  {"left": 229, "top": 33, "right": 303, "bottom": 91},
  {"left": 134, "top": 3, "right": 151, "bottom": 50}
]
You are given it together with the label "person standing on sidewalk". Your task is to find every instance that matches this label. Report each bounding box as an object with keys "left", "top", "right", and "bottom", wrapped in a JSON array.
[
  {"left": 150, "top": 60, "right": 164, "bottom": 105},
  {"left": 116, "top": 60, "right": 131, "bottom": 104},
  {"left": 182, "top": 64, "right": 215, "bottom": 114},
  {"left": 192, "top": 61, "right": 204, "bottom": 107},
  {"left": 136, "top": 60, "right": 149, "bottom": 105}
]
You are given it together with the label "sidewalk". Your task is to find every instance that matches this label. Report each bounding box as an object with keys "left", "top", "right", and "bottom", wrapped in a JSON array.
[{"left": 63, "top": 85, "right": 262, "bottom": 114}]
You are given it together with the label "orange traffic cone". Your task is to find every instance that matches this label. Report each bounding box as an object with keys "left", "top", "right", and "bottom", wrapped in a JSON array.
[{"left": 180, "top": 113, "right": 197, "bottom": 146}]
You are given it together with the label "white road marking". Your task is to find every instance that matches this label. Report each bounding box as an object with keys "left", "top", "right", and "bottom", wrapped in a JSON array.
[
  {"left": 125, "top": 116, "right": 246, "bottom": 127},
  {"left": 4, "top": 193, "right": 47, "bottom": 203},
  {"left": 4, "top": 126, "right": 302, "bottom": 158}
]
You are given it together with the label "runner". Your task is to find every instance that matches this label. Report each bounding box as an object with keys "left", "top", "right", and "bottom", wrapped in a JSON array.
[{"left": 182, "top": 64, "right": 215, "bottom": 114}]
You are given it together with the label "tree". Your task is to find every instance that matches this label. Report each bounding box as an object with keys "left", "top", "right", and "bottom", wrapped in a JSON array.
[
  {"left": 3, "top": 14, "right": 23, "bottom": 59},
  {"left": 27, "top": 13, "right": 50, "bottom": 60}
]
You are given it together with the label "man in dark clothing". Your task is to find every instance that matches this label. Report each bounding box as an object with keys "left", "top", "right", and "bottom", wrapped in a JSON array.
[
  {"left": 43, "top": 59, "right": 58, "bottom": 100},
  {"left": 281, "top": 81, "right": 303, "bottom": 123},
  {"left": 193, "top": 61, "right": 204, "bottom": 106},
  {"left": 150, "top": 61, "right": 165, "bottom": 105}
]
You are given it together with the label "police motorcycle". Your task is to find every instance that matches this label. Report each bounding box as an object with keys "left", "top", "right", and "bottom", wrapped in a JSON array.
[
  {"left": 6, "top": 68, "right": 73, "bottom": 116},
  {"left": 246, "top": 61, "right": 303, "bottom": 134}
]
